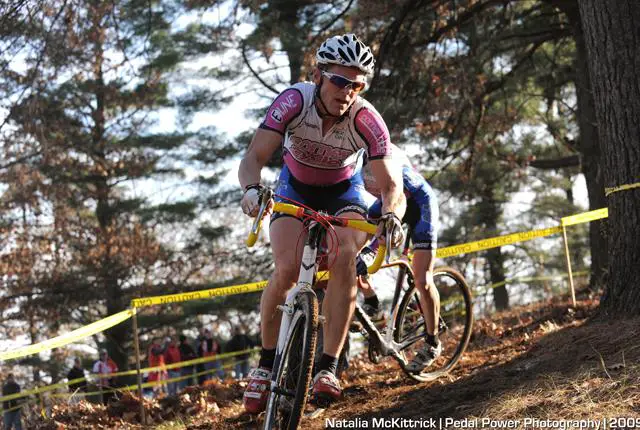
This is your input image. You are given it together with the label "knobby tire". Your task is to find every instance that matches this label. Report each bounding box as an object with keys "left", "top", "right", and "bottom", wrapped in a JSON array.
[{"left": 264, "top": 289, "right": 318, "bottom": 430}]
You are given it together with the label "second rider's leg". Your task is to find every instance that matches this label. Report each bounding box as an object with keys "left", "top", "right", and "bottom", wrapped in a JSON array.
[
  {"left": 405, "top": 248, "right": 442, "bottom": 373},
  {"left": 412, "top": 249, "right": 440, "bottom": 337},
  {"left": 404, "top": 172, "right": 443, "bottom": 373},
  {"left": 358, "top": 276, "right": 385, "bottom": 321}
]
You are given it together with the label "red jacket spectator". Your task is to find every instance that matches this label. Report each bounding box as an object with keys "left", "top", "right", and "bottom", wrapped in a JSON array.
[
  {"left": 147, "top": 339, "right": 167, "bottom": 383},
  {"left": 92, "top": 350, "right": 118, "bottom": 388},
  {"left": 164, "top": 343, "right": 182, "bottom": 370}
]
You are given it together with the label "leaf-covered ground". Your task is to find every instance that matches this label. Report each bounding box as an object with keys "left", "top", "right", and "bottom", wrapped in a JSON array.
[{"left": 31, "top": 292, "right": 640, "bottom": 429}]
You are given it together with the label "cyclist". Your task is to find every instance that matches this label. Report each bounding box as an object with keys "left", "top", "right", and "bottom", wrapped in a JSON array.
[
  {"left": 238, "top": 34, "right": 406, "bottom": 412},
  {"left": 360, "top": 143, "right": 442, "bottom": 373}
]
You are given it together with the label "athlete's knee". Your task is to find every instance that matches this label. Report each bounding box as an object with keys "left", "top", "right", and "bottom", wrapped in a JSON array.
[
  {"left": 338, "top": 230, "right": 367, "bottom": 258},
  {"left": 270, "top": 264, "right": 298, "bottom": 292},
  {"left": 330, "top": 249, "right": 359, "bottom": 274}
]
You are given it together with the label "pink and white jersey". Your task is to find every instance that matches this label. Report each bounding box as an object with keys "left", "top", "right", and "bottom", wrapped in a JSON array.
[{"left": 260, "top": 82, "right": 392, "bottom": 186}]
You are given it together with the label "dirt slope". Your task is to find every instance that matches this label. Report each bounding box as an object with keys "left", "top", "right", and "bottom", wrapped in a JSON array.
[{"left": 33, "top": 294, "right": 640, "bottom": 429}]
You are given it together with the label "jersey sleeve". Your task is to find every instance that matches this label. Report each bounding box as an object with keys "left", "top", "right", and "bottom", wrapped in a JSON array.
[
  {"left": 259, "top": 87, "right": 304, "bottom": 135},
  {"left": 354, "top": 106, "right": 393, "bottom": 160}
]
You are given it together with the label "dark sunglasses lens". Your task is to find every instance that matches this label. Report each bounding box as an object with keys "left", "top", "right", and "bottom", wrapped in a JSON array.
[
  {"left": 329, "top": 75, "right": 365, "bottom": 92},
  {"left": 329, "top": 75, "right": 351, "bottom": 88}
]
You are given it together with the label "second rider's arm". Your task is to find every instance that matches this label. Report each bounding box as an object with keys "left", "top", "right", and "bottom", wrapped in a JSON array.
[
  {"left": 369, "top": 157, "right": 406, "bottom": 220},
  {"left": 369, "top": 157, "right": 406, "bottom": 247}
]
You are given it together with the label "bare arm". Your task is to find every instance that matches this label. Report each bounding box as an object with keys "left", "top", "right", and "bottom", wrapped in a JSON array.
[
  {"left": 238, "top": 128, "right": 283, "bottom": 190},
  {"left": 369, "top": 157, "right": 406, "bottom": 219}
]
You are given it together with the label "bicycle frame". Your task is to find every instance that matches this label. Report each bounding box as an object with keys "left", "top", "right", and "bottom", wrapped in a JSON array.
[
  {"left": 353, "top": 230, "right": 419, "bottom": 366},
  {"left": 353, "top": 261, "right": 414, "bottom": 365}
]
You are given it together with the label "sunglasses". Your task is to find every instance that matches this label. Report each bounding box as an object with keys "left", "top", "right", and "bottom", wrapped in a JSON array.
[{"left": 321, "top": 71, "right": 367, "bottom": 93}]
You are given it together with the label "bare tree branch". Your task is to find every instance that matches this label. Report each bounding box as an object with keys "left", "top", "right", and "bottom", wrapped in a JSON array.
[
  {"left": 309, "top": 0, "right": 356, "bottom": 47},
  {"left": 530, "top": 154, "right": 580, "bottom": 169},
  {"left": 240, "top": 39, "right": 279, "bottom": 95}
]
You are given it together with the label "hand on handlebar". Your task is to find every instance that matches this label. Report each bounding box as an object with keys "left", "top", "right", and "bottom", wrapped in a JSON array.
[
  {"left": 241, "top": 185, "right": 273, "bottom": 217},
  {"left": 245, "top": 187, "right": 274, "bottom": 247},
  {"left": 376, "top": 212, "right": 405, "bottom": 249}
]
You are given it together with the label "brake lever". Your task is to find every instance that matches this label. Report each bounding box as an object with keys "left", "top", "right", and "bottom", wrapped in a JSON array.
[
  {"left": 250, "top": 188, "right": 273, "bottom": 236},
  {"left": 384, "top": 219, "right": 393, "bottom": 263}
]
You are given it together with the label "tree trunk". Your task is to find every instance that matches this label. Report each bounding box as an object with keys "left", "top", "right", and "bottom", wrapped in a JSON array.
[
  {"left": 579, "top": 1, "right": 640, "bottom": 315},
  {"left": 487, "top": 247, "right": 509, "bottom": 311},
  {"left": 92, "top": 9, "right": 129, "bottom": 371},
  {"left": 280, "top": 19, "right": 304, "bottom": 84},
  {"left": 479, "top": 191, "right": 509, "bottom": 310},
  {"left": 563, "top": 2, "right": 609, "bottom": 290}
]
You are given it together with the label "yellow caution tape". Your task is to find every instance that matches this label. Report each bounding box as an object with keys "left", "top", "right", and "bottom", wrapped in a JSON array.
[
  {"left": 0, "top": 309, "right": 134, "bottom": 361},
  {"left": 132, "top": 209, "right": 610, "bottom": 305},
  {"left": 478, "top": 271, "right": 589, "bottom": 292},
  {"left": 435, "top": 226, "right": 563, "bottom": 259},
  {"left": 131, "top": 271, "right": 336, "bottom": 308},
  {"left": 132, "top": 281, "right": 268, "bottom": 308},
  {"left": 561, "top": 208, "right": 608, "bottom": 227},
  {"left": 51, "top": 358, "right": 249, "bottom": 399},
  {"left": 0, "top": 348, "right": 258, "bottom": 403},
  {"left": 103, "top": 347, "right": 259, "bottom": 378},
  {"left": 0, "top": 397, "right": 39, "bottom": 415},
  {"left": 0, "top": 377, "right": 87, "bottom": 403},
  {"left": 605, "top": 181, "right": 640, "bottom": 197},
  {"left": 0, "top": 207, "right": 611, "bottom": 369}
]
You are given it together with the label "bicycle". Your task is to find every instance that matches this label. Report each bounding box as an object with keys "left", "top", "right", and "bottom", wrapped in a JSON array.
[
  {"left": 246, "top": 189, "right": 388, "bottom": 430},
  {"left": 351, "top": 229, "right": 474, "bottom": 382}
]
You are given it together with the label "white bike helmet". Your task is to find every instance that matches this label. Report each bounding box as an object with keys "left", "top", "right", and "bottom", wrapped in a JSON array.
[{"left": 316, "top": 34, "right": 375, "bottom": 75}]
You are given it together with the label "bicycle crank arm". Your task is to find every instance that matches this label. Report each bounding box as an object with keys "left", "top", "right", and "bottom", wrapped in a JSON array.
[{"left": 378, "top": 340, "right": 406, "bottom": 359}]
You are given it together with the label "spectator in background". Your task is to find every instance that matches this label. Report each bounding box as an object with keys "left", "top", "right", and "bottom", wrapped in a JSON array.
[
  {"left": 2, "top": 373, "right": 22, "bottom": 430},
  {"left": 163, "top": 336, "right": 182, "bottom": 396},
  {"left": 195, "top": 328, "right": 209, "bottom": 385},
  {"left": 197, "top": 328, "right": 224, "bottom": 383},
  {"left": 210, "top": 333, "right": 224, "bottom": 380},
  {"left": 92, "top": 349, "right": 118, "bottom": 404},
  {"left": 67, "top": 358, "right": 88, "bottom": 403},
  {"left": 197, "top": 328, "right": 214, "bottom": 383},
  {"left": 226, "top": 326, "right": 255, "bottom": 379},
  {"left": 147, "top": 338, "right": 168, "bottom": 397},
  {"left": 178, "top": 334, "right": 197, "bottom": 390}
]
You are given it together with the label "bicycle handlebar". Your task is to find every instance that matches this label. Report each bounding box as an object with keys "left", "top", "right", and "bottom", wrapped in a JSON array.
[{"left": 246, "top": 193, "right": 386, "bottom": 274}]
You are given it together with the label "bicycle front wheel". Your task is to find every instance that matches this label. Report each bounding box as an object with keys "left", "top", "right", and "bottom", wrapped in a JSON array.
[
  {"left": 264, "top": 289, "right": 318, "bottom": 430},
  {"left": 394, "top": 266, "right": 473, "bottom": 382}
]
